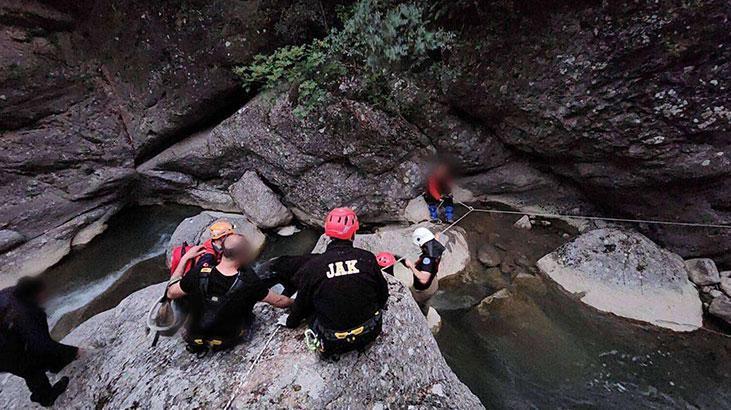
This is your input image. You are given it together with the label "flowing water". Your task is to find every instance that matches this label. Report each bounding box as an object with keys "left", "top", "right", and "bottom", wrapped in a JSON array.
[
  {"left": 41, "top": 205, "right": 320, "bottom": 339},
  {"left": 431, "top": 210, "right": 731, "bottom": 409},
  {"left": 37, "top": 205, "right": 730, "bottom": 409}
]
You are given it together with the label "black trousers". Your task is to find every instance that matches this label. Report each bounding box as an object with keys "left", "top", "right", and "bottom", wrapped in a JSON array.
[
  {"left": 314, "top": 317, "right": 382, "bottom": 358},
  {"left": 424, "top": 193, "right": 453, "bottom": 207},
  {"left": 21, "top": 369, "right": 55, "bottom": 404}
]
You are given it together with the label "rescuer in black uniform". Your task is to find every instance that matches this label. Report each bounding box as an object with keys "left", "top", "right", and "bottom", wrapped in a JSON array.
[
  {"left": 286, "top": 207, "right": 389, "bottom": 358},
  {"left": 167, "top": 234, "right": 293, "bottom": 354},
  {"left": 0, "top": 277, "right": 80, "bottom": 406},
  {"left": 405, "top": 227, "right": 445, "bottom": 314}
]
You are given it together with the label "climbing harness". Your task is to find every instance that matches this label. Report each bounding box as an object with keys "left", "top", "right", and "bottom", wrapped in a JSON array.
[{"left": 304, "top": 328, "right": 322, "bottom": 352}]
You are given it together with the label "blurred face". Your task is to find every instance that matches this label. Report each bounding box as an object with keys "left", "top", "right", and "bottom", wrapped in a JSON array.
[
  {"left": 434, "top": 163, "right": 449, "bottom": 179},
  {"left": 222, "top": 235, "right": 252, "bottom": 266}
]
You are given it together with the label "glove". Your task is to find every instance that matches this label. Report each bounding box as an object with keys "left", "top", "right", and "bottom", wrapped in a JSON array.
[{"left": 276, "top": 314, "right": 289, "bottom": 327}]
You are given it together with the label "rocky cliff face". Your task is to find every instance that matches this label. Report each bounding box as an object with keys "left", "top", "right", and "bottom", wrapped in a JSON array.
[
  {"left": 0, "top": 278, "right": 484, "bottom": 409},
  {"left": 1, "top": 0, "right": 729, "bottom": 282}
]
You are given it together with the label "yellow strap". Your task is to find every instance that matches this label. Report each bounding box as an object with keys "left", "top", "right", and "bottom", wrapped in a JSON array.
[{"left": 335, "top": 326, "right": 364, "bottom": 340}]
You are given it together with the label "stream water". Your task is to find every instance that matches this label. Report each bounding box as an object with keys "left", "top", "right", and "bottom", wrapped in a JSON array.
[{"left": 37, "top": 205, "right": 730, "bottom": 409}]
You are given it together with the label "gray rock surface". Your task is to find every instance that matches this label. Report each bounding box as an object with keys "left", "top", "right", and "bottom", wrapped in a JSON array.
[
  {"left": 537, "top": 228, "right": 702, "bottom": 331},
  {"left": 0, "top": 0, "right": 337, "bottom": 277},
  {"left": 444, "top": 0, "right": 731, "bottom": 265},
  {"left": 228, "top": 171, "right": 293, "bottom": 229},
  {"left": 404, "top": 196, "right": 431, "bottom": 223},
  {"left": 513, "top": 215, "right": 532, "bottom": 230},
  {"left": 685, "top": 258, "right": 721, "bottom": 286},
  {"left": 708, "top": 294, "right": 731, "bottom": 326},
  {"left": 166, "top": 211, "right": 266, "bottom": 266},
  {"left": 0, "top": 230, "right": 24, "bottom": 253},
  {"left": 720, "top": 277, "right": 731, "bottom": 297},
  {"left": 0, "top": 278, "right": 483, "bottom": 409},
  {"left": 477, "top": 244, "right": 502, "bottom": 267},
  {"left": 138, "top": 92, "right": 431, "bottom": 224}
]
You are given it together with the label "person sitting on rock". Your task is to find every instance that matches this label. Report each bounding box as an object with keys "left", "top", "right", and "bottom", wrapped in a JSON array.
[
  {"left": 286, "top": 208, "right": 389, "bottom": 358},
  {"left": 166, "top": 234, "right": 293, "bottom": 354},
  {"left": 0, "top": 277, "right": 81, "bottom": 407},
  {"left": 254, "top": 254, "right": 316, "bottom": 297},
  {"left": 425, "top": 161, "right": 455, "bottom": 223},
  {"left": 405, "top": 227, "right": 445, "bottom": 314}
]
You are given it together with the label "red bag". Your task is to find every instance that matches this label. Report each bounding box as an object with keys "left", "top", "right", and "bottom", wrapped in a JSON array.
[{"left": 169, "top": 242, "right": 195, "bottom": 277}]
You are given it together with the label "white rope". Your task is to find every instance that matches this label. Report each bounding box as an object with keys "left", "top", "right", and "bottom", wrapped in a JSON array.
[
  {"left": 459, "top": 202, "right": 730, "bottom": 229},
  {"left": 223, "top": 326, "right": 280, "bottom": 410}
]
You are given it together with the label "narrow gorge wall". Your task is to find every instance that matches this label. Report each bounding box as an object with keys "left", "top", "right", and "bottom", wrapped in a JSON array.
[{"left": 1, "top": 0, "right": 729, "bottom": 285}]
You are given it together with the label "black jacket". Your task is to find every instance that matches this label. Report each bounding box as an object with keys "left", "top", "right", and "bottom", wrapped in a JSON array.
[
  {"left": 286, "top": 240, "right": 389, "bottom": 330},
  {"left": 0, "top": 287, "right": 78, "bottom": 374}
]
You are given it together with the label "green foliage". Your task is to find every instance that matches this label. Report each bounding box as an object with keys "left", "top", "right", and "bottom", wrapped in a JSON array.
[{"left": 234, "top": 0, "right": 454, "bottom": 118}]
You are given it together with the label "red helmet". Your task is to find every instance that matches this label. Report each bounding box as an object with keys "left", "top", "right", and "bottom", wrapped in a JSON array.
[
  {"left": 324, "top": 207, "right": 359, "bottom": 240},
  {"left": 376, "top": 252, "right": 396, "bottom": 268}
]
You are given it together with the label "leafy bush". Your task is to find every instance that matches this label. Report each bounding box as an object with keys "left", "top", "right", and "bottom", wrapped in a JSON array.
[{"left": 234, "top": 0, "right": 454, "bottom": 118}]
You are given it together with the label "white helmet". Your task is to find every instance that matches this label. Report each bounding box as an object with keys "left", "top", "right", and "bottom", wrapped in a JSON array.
[{"left": 412, "top": 227, "right": 435, "bottom": 247}]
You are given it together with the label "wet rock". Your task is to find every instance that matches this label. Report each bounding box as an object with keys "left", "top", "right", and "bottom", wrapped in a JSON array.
[
  {"left": 312, "top": 222, "right": 470, "bottom": 280},
  {"left": 276, "top": 225, "right": 300, "bottom": 237},
  {"left": 477, "top": 244, "right": 502, "bottom": 267},
  {"left": 720, "top": 278, "right": 731, "bottom": 297},
  {"left": 0, "top": 230, "right": 24, "bottom": 253},
  {"left": 0, "top": 205, "right": 119, "bottom": 288},
  {"left": 0, "top": 278, "right": 483, "bottom": 409},
  {"left": 426, "top": 306, "right": 442, "bottom": 334},
  {"left": 229, "top": 171, "right": 293, "bottom": 229},
  {"left": 537, "top": 228, "right": 702, "bottom": 332},
  {"left": 514, "top": 215, "right": 532, "bottom": 230},
  {"left": 484, "top": 267, "right": 509, "bottom": 290},
  {"left": 708, "top": 295, "right": 731, "bottom": 326},
  {"left": 167, "top": 211, "right": 266, "bottom": 265},
  {"left": 514, "top": 273, "right": 547, "bottom": 296},
  {"left": 685, "top": 259, "right": 721, "bottom": 286},
  {"left": 404, "top": 196, "right": 430, "bottom": 223},
  {"left": 476, "top": 288, "right": 512, "bottom": 317}
]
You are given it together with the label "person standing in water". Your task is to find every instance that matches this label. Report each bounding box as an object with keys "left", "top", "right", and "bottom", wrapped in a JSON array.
[
  {"left": 0, "top": 277, "right": 81, "bottom": 407},
  {"left": 405, "top": 227, "right": 445, "bottom": 314},
  {"left": 425, "top": 161, "right": 455, "bottom": 223}
]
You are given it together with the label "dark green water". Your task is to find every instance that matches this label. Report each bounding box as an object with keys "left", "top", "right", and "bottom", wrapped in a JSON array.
[
  {"left": 39, "top": 206, "right": 731, "bottom": 409},
  {"left": 42, "top": 205, "right": 320, "bottom": 339}
]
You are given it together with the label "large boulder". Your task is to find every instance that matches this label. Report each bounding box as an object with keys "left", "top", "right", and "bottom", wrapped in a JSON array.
[
  {"left": 166, "top": 211, "right": 266, "bottom": 265},
  {"left": 138, "top": 92, "right": 431, "bottom": 225},
  {"left": 685, "top": 258, "right": 721, "bottom": 286},
  {"left": 537, "top": 228, "right": 702, "bottom": 331},
  {"left": 708, "top": 294, "right": 731, "bottom": 326},
  {"left": 228, "top": 171, "right": 293, "bottom": 229},
  {"left": 312, "top": 222, "right": 470, "bottom": 280},
  {"left": 0, "top": 278, "right": 483, "bottom": 409}
]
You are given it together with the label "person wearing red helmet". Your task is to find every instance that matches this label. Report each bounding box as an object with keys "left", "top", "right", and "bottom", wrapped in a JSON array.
[
  {"left": 286, "top": 207, "right": 389, "bottom": 358},
  {"left": 376, "top": 251, "right": 403, "bottom": 276}
]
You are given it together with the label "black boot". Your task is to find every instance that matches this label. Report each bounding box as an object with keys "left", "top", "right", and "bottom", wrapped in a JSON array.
[{"left": 32, "top": 376, "right": 69, "bottom": 407}]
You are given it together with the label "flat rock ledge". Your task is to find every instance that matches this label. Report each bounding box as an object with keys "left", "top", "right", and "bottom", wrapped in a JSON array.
[
  {"left": 0, "top": 277, "right": 482, "bottom": 409},
  {"left": 537, "top": 228, "right": 702, "bottom": 332}
]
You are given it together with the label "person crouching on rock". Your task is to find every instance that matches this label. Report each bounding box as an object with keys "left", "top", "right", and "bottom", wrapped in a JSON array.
[
  {"left": 166, "top": 234, "right": 293, "bottom": 354},
  {"left": 405, "top": 227, "right": 446, "bottom": 314},
  {"left": 286, "top": 208, "right": 389, "bottom": 359},
  {"left": 0, "top": 277, "right": 81, "bottom": 407},
  {"left": 425, "top": 161, "right": 455, "bottom": 223}
]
